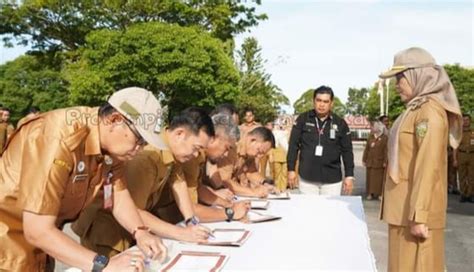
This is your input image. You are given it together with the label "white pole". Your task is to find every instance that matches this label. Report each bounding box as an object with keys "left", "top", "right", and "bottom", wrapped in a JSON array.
[
  {"left": 378, "top": 79, "right": 384, "bottom": 116},
  {"left": 385, "top": 78, "right": 390, "bottom": 115}
]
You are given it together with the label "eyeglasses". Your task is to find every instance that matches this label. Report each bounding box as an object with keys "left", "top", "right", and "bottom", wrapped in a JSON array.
[{"left": 124, "top": 118, "right": 147, "bottom": 146}]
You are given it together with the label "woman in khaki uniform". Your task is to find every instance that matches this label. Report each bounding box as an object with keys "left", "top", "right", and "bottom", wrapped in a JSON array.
[
  {"left": 0, "top": 87, "right": 167, "bottom": 271},
  {"left": 362, "top": 121, "right": 388, "bottom": 200},
  {"left": 379, "top": 47, "right": 462, "bottom": 272}
]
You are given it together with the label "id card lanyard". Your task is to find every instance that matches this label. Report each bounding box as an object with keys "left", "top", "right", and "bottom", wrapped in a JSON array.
[
  {"left": 103, "top": 156, "right": 114, "bottom": 210},
  {"left": 315, "top": 118, "right": 328, "bottom": 157}
]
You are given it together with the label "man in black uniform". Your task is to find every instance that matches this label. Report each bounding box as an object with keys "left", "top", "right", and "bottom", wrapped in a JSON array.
[{"left": 287, "top": 86, "right": 354, "bottom": 195}]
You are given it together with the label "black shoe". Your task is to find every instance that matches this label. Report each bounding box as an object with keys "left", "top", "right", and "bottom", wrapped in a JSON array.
[
  {"left": 460, "top": 196, "right": 469, "bottom": 203},
  {"left": 469, "top": 197, "right": 474, "bottom": 203},
  {"left": 453, "top": 190, "right": 460, "bottom": 195}
]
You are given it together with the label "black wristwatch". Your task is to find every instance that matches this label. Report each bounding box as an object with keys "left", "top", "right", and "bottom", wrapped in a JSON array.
[
  {"left": 225, "top": 207, "right": 234, "bottom": 222},
  {"left": 92, "top": 254, "right": 109, "bottom": 272},
  {"left": 185, "top": 215, "right": 200, "bottom": 226}
]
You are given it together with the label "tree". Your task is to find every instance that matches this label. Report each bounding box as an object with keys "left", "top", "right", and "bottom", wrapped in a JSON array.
[
  {"left": 346, "top": 87, "right": 369, "bottom": 115},
  {"left": 444, "top": 64, "right": 474, "bottom": 116},
  {"left": 365, "top": 80, "right": 404, "bottom": 121},
  {"left": 64, "top": 22, "right": 240, "bottom": 117},
  {"left": 293, "top": 88, "right": 346, "bottom": 117},
  {"left": 0, "top": 55, "right": 68, "bottom": 123},
  {"left": 0, "top": 0, "right": 267, "bottom": 52},
  {"left": 236, "top": 37, "right": 289, "bottom": 123}
]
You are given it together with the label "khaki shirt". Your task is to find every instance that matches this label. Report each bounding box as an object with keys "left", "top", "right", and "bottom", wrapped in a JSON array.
[
  {"left": 182, "top": 151, "right": 207, "bottom": 204},
  {"left": 0, "top": 121, "right": 14, "bottom": 154},
  {"left": 0, "top": 107, "right": 126, "bottom": 271},
  {"left": 72, "top": 135, "right": 182, "bottom": 254},
  {"left": 233, "top": 142, "right": 260, "bottom": 187},
  {"left": 458, "top": 128, "right": 474, "bottom": 153},
  {"left": 362, "top": 134, "right": 388, "bottom": 168},
  {"left": 239, "top": 121, "right": 261, "bottom": 139},
  {"left": 381, "top": 99, "right": 448, "bottom": 229}
]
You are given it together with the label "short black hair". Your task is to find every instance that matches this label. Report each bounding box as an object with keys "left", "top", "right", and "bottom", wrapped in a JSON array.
[
  {"left": 170, "top": 107, "right": 215, "bottom": 137},
  {"left": 98, "top": 102, "right": 119, "bottom": 117},
  {"left": 248, "top": 127, "right": 275, "bottom": 148},
  {"left": 211, "top": 103, "right": 238, "bottom": 117},
  {"left": 462, "top": 114, "right": 471, "bottom": 119},
  {"left": 313, "top": 85, "right": 334, "bottom": 101},
  {"left": 378, "top": 115, "right": 388, "bottom": 122},
  {"left": 243, "top": 107, "right": 255, "bottom": 115},
  {"left": 27, "top": 106, "right": 40, "bottom": 114}
]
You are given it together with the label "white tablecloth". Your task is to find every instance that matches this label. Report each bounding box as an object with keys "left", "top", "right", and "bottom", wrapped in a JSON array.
[{"left": 69, "top": 194, "right": 377, "bottom": 271}]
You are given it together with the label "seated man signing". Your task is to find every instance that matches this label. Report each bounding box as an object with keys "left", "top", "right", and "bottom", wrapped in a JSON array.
[{"left": 207, "top": 126, "right": 276, "bottom": 199}]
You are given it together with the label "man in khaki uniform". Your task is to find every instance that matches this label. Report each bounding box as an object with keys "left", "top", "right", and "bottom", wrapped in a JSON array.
[
  {"left": 0, "top": 107, "right": 15, "bottom": 155},
  {"left": 239, "top": 108, "right": 261, "bottom": 138},
  {"left": 454, "top": 114, "right": 474, "bottom": 202},
  {"left": 379, "top": 47, "right": 462, "bottom": 272},
  {"left": 73, "top": 107, "right": 215, "bottom": 258},
  {"left": 0, "top": 87, "right": 166, "bottom": 271},
  {"left": 206, "top": 127, "right": 275, "bottom": 199}
]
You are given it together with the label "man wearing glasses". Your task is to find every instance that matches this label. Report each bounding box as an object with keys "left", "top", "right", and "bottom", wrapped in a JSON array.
[{"left": 0, "top": 87, "right": 166, "bottom": 272}]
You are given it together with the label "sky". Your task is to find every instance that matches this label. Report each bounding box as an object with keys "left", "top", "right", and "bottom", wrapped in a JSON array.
[
  {"left": 234, "top": 0, "right": 473, "bottom": 111},
  {"left": 1, "top": 0, "right": 473, "bottom": 113}
]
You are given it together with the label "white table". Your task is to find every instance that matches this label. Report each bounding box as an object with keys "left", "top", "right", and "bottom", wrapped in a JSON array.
[
  {"left": 68, "top": 194, "right": 377, "bottom": 271},
  {"left": 158, "top": 194, "right": 376, "bottom": 271}
]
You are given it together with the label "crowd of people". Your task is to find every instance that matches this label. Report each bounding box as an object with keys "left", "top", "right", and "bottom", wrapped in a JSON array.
[{"left": 0, "top": 47, "right": 471, "bottom": 272}]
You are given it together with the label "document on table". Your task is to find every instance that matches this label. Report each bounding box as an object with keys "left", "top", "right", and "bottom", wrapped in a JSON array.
[
  {"left": 250, "top": 199, "right": 270, "bottom": 210},
  {"left": 267, "top": 191, "right": 291, "bottom": 200},
  {"left": 247, "top": 211, "right": 281, "bottom": 223},
  {"left": 161, "top": 251, "right": 229, "bottom": 272},
  {"left": 200, "top": 228, "right": 251, "bottom": 247}
]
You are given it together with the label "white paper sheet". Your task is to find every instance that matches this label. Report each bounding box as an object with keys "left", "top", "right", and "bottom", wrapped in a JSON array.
[
  {"left": 246, "top": 211, "right": 281, "bottom": 223},
  {"left": 267, "top": 191, "right": 290, "bottom": 200},
  {"left": 250, "top": 200, "right": 270, "bottom": 209}
]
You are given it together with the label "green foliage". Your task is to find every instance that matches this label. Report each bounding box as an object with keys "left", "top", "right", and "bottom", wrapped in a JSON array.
[
  {"left": 346, "top": 87, "right": 369, "bottom": 115},
  {"left": 64, "top": 22, "right": 240, "bottom": 117},
  {"left": 444, "top": 64, "right": 474, "bottom": 116},
  {"left": 292, "top": 88, "right": 346, "bottom": 117},
  {"left": 0, "top": 55, "right": 68, "bottom": 123},
  {"left": 365, "top": 80, "right": 404, "bottom": 121},
  {"left": 0, "top": 0, "right": 267, "bottom": 51},
  {"left": 236, "top": 37, "right": 289, "bottom": 124}
]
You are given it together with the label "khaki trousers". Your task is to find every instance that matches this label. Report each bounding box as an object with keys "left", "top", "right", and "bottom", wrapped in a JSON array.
[{"left": 388, "top": 225, "right": 444, "bottom": 272}]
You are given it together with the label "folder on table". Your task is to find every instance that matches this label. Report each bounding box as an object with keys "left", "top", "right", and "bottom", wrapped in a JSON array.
[
  {"left": 250, "top": 199, "right": 270, "bottom": 210},
  {"left": 247, "top": 211, "right": 281, "bottom": 223},
  {"left": 200, "top": 228, "right": 251, "bottom": 247},
  {"left": 161, "top": 251, "right": 229, "bottom": 272}
]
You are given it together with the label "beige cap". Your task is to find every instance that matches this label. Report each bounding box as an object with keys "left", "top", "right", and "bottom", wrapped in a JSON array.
[
  {"left": 379, "top": 47, "right": 437, "bottom": 79},
  {"left": 108, "top": 87, "right": 165, "bottom": 149}
]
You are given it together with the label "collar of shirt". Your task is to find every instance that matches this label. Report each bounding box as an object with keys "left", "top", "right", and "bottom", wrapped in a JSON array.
[
  {"left": 84, "top": 108, "right": 101, "bottom": 156},
  {"left": 309, "top": 109, "right": 333, "bottom": 121}
]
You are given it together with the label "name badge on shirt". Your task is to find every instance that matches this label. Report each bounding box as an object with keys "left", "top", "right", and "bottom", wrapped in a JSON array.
[
  {"left": 315, "top": 145, "right": 323, "bottom": 156},
  {"left": 330, "top": 129, "right": 336, "bottom": 139},
  {"left": 72, "top": 174, "right": 88, "bottom": 183},
  {"left": 103, "top": 172, "right": 114, "bottom": 210}
]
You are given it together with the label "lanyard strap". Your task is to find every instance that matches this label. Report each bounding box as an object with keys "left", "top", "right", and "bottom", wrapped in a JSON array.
[{"left": 315, "top": 118, "right": 330, "bottom": 145}]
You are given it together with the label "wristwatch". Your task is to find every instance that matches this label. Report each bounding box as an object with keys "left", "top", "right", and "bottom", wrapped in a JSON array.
[
  {"left": 92, "top": 254, "right": 109, "bottom": 272},
  {"left": 225, "top": 207, "right": 234, "bottom": 222},
  {"left": 185, "top": 215, "right": 200, "bottom": 226}
]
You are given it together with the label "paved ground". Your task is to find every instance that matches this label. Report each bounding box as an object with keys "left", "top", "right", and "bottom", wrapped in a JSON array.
[{"left": 58, "top": 143, "right": 474, "bottom": 271}]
